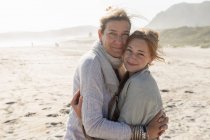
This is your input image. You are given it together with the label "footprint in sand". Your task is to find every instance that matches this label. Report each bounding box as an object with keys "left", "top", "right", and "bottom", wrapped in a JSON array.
[
  {"left": 50, "top": 122, "right": 63, "bottom": 126},
  {"left": 184, "top": 90, "right": 194, "bottom": 93},
  {"left": 166, "top": 104, "right": 176, "bottom": 108},
  {"left": 59, "top": 109, "right": 69, "bottom": 114},
  {"left": 164, "top": 136, "right": 171, "bottom": 139},
  {"left": 24, "top": 112, "right": 36, "bottom": 117},
  {"left": 185, "top": 115, "right": 196, "bottom": 122},
  {"left": 161, "top": 89, "right": 170, "bottom": 93},
  {"left": 42, "top": 107, "right": 51, "bottom": 110},
  {"left": 46, "top": 122, "right": 63, "bottom": 128},
  {"left": 55, "top": 135, "right": 63, "bottom": 138},
  {"left": 7, "top": 130, "right": 14, "bottom": 134},
  {"left": 190, "top": 118, "right": 195, "bottom": 122},
  {"left": 4, "top": 119, "right": 17, "bottom": 124},
  {"left": 5, "top": 101, "right": 16, "bottom": 105},
  {"left": 46, "top": 114, "right": 59, "bottom": 117}
]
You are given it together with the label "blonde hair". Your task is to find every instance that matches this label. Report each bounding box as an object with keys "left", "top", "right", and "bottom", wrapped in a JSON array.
[
  {"left": 100, "top": 7, "right": 131, "bottom": 33},
  {"left": 127, "top": 28, "right": 164, "bottom": 62}
]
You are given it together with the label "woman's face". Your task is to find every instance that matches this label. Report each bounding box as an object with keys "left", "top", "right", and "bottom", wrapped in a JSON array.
[
  {"left": 98, "top": 20, "right": 130, "bottom": 58},
  {"left": 123, "top": 38, "right": 152, "bottom": 73}
]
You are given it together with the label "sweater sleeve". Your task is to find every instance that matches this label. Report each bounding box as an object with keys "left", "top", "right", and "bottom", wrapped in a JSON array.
[{"left": 79, "top": 55, "right": 132, "bottom": 140}]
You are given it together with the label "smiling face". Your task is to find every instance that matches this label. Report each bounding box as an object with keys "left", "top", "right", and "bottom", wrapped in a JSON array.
[
  {"left": 98, "top": 20, "right": 130, "bottom": 58},
  {"left": 123, "top": 38, "right": 152, "bottom": 74}
]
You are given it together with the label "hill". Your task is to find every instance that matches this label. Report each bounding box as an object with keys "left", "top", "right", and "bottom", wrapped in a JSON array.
[
  {"left": 159, "top": 26, "right": 210, "bottom": 48},
  {"left": 147, "top": 1, "right": 210, "bottom": 29}
]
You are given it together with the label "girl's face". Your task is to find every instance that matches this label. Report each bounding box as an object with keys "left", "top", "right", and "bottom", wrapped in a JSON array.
[{"left": 123, "top": 38, "right": 152, "bottom": 74}]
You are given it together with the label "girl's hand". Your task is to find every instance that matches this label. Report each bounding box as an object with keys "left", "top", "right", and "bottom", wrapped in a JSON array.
[{"left": 147, "top": 110, "right": 169, "bottom": 139}]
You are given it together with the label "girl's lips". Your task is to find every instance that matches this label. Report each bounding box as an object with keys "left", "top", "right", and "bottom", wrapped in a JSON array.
[{"left": 126, "top": 61, "right": 137, "bottom": 66}]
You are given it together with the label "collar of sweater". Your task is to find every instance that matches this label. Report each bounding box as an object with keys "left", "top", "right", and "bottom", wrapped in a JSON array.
[{"left": 100, "top": 42, "right": 122, "bottom": 69}]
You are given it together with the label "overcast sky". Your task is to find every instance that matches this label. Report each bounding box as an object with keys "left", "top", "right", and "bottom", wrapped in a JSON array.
[{"left": 0, "top": 0, "right": 208, "bottom": 33}]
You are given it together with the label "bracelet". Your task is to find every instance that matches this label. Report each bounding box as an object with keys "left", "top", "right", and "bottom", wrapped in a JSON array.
[
  {"left": 130, "top": 125, "right": 146, "bottom": 140},
  {"left": 140, "top": 125, "right": 143, "bottom": 139},
  {"left": 142, "top": 125, "right": 147, "bottom": 139}
]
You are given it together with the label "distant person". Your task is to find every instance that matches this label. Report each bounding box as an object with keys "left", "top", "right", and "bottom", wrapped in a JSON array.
[
  {"left": 64, "top": 7, "right": 168, "bottom": 140},
  {"left": 55, "top": 42, "right": 59, "bottom": 47},
  {"left": 108, "top": 28, "right": 164, "bottom": 140}
]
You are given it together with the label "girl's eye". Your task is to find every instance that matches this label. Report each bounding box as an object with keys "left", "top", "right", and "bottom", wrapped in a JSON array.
[{"left": 137, "top": 53, "right": 144, "bottom": 56}]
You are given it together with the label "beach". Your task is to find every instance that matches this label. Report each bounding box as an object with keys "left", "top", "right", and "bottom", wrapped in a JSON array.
[{"left": 0, "top": 43, "right": 210, "bottom": 139}]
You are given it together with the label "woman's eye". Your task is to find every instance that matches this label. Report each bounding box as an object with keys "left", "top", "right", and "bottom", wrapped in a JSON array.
[{"left": 109, "top": 32, "right": 117, "bottom": 37}]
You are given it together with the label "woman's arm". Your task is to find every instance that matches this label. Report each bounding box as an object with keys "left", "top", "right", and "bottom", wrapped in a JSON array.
[
  {"left": 77, "top": 57, "right": 132, "bottom": 139},
  {"left": 71, "top": 58, "right": 168, "bottom": 139},
  {"left": 71, "top": 92, "right": 168, "bottom": 139}
]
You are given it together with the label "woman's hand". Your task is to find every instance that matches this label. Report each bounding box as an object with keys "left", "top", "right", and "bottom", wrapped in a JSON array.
[
  {"left": 147, "top": 110, "right": 169, "bottom": 139},
  {"left": 70, "top": 90, "right": 83, "bottom": 119}
]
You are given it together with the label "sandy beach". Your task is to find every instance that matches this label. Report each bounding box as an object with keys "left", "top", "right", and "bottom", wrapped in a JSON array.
[{"left": 0, "top": 42, "right": 210, "bottom": 140}]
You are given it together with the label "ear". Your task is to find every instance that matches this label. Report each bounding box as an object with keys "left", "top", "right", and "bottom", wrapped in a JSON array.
[{"left": 98, "top": 29, "right": 103, "bottom": 41}]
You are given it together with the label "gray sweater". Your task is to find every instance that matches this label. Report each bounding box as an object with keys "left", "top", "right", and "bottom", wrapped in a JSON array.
[
  {"left": 64, "top": 42, "right": 131, "bottom": 140},
  {"left": 118, "top": 68, "right": 163, "bottom": 139}
]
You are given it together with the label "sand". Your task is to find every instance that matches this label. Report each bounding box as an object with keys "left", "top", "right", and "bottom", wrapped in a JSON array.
[{"left": 0, "top": 43, "right": 210, "bottom": 140}]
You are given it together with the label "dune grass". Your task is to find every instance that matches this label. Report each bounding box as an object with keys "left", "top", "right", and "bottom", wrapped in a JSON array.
[{"left": 159, "top": 26, "right": 210, "bottom": 48}]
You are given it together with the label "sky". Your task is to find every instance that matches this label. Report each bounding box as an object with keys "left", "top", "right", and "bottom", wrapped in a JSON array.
[{"left": 0, "top": 0, "right": 208, "bottom": 33}]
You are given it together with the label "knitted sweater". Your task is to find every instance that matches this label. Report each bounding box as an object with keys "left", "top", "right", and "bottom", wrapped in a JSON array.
[
  {"left": 64, "top": 41, "right": 131, "bottom": 140},
  {"left": 118, "top": 68, "right": 163, "bottom": 140}
]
